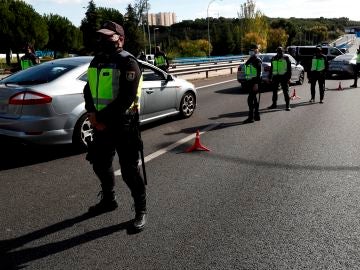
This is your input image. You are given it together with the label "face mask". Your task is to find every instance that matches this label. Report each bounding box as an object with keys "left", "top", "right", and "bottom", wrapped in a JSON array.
[
  {"left": 249, "top": 50, "right": 255, "bottom": 56},
  {"left": 97, "top": 34, "right": 120, "bottom": 53}
]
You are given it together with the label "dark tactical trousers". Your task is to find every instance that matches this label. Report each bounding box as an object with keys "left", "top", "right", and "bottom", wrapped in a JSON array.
[
  {"left": 271, "top": 75, "right": 290, "bottom": 106},
  {"left": 310, "top": 72, "right": 325, "bottom": 100},
  {"left": 244, "top": 80, "right": 260, "bottom": 119},
  {"left": 90, "top": 125, "right": 146, "bottom": 214}
]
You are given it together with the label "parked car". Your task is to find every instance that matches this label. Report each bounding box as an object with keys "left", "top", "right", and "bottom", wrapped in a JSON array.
[
  {"left": 328, "top": 53, "right": 356, "bottom": 77},
  {"left": 0, "top": 56, "right": 197, "bottom": 148},
  {"left": 287, "top": 45, "right": 343, "bottom": 71},
  {"left": 237, "top": 53, "right": 305, "bottom": 89}
]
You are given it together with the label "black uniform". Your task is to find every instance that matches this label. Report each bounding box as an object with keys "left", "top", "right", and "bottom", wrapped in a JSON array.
[
  {"left": 309, "top": 53, "right": 328, "bottom": 102},
  {"left": 269, "top": 54, "right": 292, "bottom": 109},
  {"left": 351, "top": 48, "right": 360, "bottom": 88},
  {"left": 243, "top": 54, "right": 262, "bottom": 122},
  {"left": 83, "top": 49, "right": 146, "bottom": 217}
]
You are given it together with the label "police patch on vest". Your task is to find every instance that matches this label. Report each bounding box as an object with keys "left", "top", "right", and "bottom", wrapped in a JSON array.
[{"left": 126, "top": 71, "right": 136, "bottom": 81}]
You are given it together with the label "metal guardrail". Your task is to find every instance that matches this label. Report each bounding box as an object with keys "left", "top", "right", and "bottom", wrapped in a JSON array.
[{"left": 169, "top": 60, "right": 245, "bottom": 78}]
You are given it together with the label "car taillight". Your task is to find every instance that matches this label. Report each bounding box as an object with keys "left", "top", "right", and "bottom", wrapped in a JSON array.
[{"left": 9, "top": 91, "right": 52, "bottom": 105}]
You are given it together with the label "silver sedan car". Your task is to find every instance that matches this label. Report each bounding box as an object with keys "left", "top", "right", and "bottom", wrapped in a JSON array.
[
  {"left": 328, "top": 53, "right": 356, "bottom": 77},
  {"left": 0, "top": 56, "right": 197, "bottom": 148}
]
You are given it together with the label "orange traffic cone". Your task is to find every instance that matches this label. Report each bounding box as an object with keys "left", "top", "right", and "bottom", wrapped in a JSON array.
[
  {"left": 337, "top": 81, "right": 343, "bottom": 90},
  {"left": 290, "top": 88, "right": 300, "bottom": 100},
  {"left": 186, "top": 130, "right": 210, "bottom": 152}
]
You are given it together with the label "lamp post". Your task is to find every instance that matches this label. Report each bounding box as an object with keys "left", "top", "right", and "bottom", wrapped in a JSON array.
[
  {"left": 154, "top": 27, "right": 159, "bottom": 49},
  {"left": 207, "top": 0, "right": 221, "bottom": 57}
]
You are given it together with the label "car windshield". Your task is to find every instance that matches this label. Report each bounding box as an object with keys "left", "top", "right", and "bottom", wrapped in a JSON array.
[
  {"left": 259, "top": 54, "right": 275, "bottom": 63},
  {"left": 1, "top": 62, "right": 79, "bottom": 85}
]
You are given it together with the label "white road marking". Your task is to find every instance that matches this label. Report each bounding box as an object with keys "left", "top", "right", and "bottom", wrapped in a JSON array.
[
  {"left": 196, "top": 79, "right": 237, "bottom": 89},
  {"left": 115, "top": 78, "right": 237, "bottom": 176},
  {"left": 114, "top": 123, "right": 220, "bottom": 176}
]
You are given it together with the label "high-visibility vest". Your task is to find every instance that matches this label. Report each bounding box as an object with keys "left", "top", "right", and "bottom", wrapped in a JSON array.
[
  {"left": 155, "top": 55, "right": 166, "bottom": 67},
  {"left": 21, "top": 59, "right": 33, "bottom": 70},
  {"left": 88, "top": 64, "right": 143, "bottom": 113},
  {"left": 272, "top": 59, "right": 287, "bottom": 75},
  {"left": 311, "top": 58, "right": 325, "bottom": 71},
  {"left": 245, "top": 64, "right": 258, "bottom": 80},
  {"left": 357, "top": 53, "right": 360, "bottom": 64}
]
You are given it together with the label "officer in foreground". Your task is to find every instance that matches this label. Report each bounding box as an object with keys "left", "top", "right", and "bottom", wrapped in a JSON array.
[
  {"left": 267, "top": 47, "right": 292, "bottom": 111},
  {"left": 243, "top": 44, "right": 262, "bottom": 123},
  {"left": 83, "top": 21, "right": 147, "bottom": 231},
  {"left": 308, "top": 45, "right": 328, "bottom": 103},
  {"left": 154, "top": 46, "right": 169, "bottom": 72},
  {"left": 350, "top": 45, "right": 360, "bottom": 88}
]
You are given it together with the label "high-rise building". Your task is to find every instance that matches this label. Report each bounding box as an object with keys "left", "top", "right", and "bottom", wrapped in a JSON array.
[{"left": 145, "top": 12, "right": 177, "bottom": 26}]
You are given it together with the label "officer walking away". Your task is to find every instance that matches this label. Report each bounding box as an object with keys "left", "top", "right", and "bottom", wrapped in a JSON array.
[
  {"left": 350, "top": 46, "right": 360, "bottom": 88},
  {"left": 308, "top": 45, "right": 328, "bottom": 103},
  {"left": 243, "top": 44, "right": 262, "bottom": 123},
  {"left": 154, "top": 45, "right": 169, "bottom": 72},
  {"left": 138, "top": 51, "right": 147, "bottom": 62},
  {"left": 20, "top": 44, "right": 38, "bottom": 70},
  {"left": 83, "top": 21, "right": 147, "bottom": 231},
  {"left": 267, "top": 47, "right": 292, "bottom": 111}
]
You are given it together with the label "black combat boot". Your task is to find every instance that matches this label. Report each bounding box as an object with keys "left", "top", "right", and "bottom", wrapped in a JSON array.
[
  {"left": 88, "top": 191, "right": 118, "bottom": 215},
  {"left": 133, "top": 212, "right": 146, "bottom": 231}
]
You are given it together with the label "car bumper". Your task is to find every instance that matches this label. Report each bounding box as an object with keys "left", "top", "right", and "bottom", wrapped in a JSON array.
[{"left": 0, "top": 115, "right": 74, "bottom": 145}]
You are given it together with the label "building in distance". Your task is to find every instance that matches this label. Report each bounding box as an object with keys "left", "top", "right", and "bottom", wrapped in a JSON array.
[{"left": 146, "top": 12, "right": 177, "bottom": 26}]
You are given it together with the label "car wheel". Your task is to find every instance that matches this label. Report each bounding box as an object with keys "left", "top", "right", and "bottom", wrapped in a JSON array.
[
  {"left": 73, "top": 114, "right": 93, "bottom": 150},
  {"left": 179, "top": 91, "right": 196, "bottom": 118},
  {"left": 297, "top": 71, "right": 304, "bottom": 85}
]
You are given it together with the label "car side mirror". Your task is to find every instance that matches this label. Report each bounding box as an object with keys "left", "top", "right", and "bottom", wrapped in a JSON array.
[{"left": 166, "top": 74, "right": 173, "bottom": 82}]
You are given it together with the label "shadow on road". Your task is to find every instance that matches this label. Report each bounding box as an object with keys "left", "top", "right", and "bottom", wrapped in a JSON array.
[
  {"left": 0, "top": 212, "right": 133, "bottom": 269},
  {"left": 0, "top": 137, "right": 84, "bottom": 171}
]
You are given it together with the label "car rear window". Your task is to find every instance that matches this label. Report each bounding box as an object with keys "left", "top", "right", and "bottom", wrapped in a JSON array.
[{"left": 1, "top": 62, "right": 77, "bottom": 85}]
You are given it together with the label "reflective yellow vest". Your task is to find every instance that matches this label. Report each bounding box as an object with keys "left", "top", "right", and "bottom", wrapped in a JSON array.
[
  {"left": 21, "top": 59, "right": 33, "bottom": 70},
  {"left": 311, "top": 58, "right": 325, "bottom": 71},
  {"left": 88, "top": 65, "right": 143, "bottom": 113},
  {"left": 245, "top": 64, "right": 257, "bottom": 80},
  {"left": 155, "top": 55, "right": 166, "bottom": 66},
  {"left": 272, "top": 59, "right": 287, "bottom": 75}
]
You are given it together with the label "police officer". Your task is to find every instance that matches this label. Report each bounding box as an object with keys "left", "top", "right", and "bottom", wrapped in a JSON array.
[
  {"left": 309, "top": 45, "right": 328, "bottom": 103},
  {"left": 243, "top": 44, "right": 262, "bottom": 123},
  {"left": 83, "top": 21, "right": 147, "bottom": 231},
  {"left": 350, "top": 46, "right": 360, "bottom": 88},
  {"left": 267, "top": 47, "right": 292, "bottom": 111},
  {"left": 20, "top": 44, "right": 38, "bottom": 70},
  {"left": 154, "top": 46, "right": 169, "bottom": 72}
]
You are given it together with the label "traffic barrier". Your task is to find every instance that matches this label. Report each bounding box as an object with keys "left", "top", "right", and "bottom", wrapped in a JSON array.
[
  {"left": 186, "top": 130, "right": 210, "bottom": 152},
  {"left": 290, "top": 88, "right": 301, "bottom": 100}
]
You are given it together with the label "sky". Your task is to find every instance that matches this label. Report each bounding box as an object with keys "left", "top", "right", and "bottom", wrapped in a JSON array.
[{"left": 23, "top": 0, "right": 359, "bottom": 27}]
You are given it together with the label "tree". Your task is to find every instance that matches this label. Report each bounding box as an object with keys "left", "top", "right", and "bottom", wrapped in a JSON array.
[
  {"left": 267, "top": 28, "right": 288, "bottom": 52},
  {"left": 44, "top": 14, "right": 83, "bottom": 57},
  {"left": 123, "top": 4, "right": 145, "bottom": 55},
  {"left": 238, "top": 0, "right": 269, "bottom": 52},
  {"left": 80, "top": 0, "right": 100, "bottom": 54},
  {"left": 0, "top": 0, "right": 48, "bottom": 64}
]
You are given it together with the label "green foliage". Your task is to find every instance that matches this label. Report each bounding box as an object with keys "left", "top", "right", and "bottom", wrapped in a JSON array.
[
  {"left": 267, "top": 28, "right": 288, "bottom": 52},
  {"left": 173, "top": 39, "right": 209, "bottom": 57},
  {"left": 0, "top": 0, "right": 48, "bottom": 51},
  {"left": 44, "top": 14, "right": 82, "bottom": 57}
]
